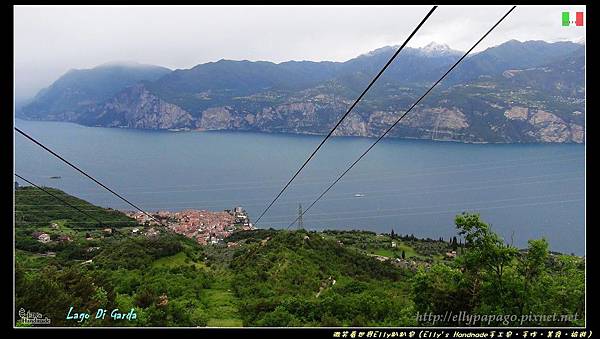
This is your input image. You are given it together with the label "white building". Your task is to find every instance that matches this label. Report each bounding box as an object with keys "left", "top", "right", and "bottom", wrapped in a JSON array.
[{"left": 37, "top": 233, "right": 51, "bottom": 243}]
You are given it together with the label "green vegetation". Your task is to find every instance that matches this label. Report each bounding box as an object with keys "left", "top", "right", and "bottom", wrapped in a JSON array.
[
  {"left": 228, "top": 231, "right": 414, "bottom": 326},
  {"left": 411, "top": 214, "right": 585, "bottom": 326},
  {"left": 152, "top": 251, "right": 205, "bottom": 270},
  {"left": 204, "top": 289, "right": 243, "bottom": 327},
  {"left": 14, "top": 187, "right": 584, "bottom": 327},
  {"left": 321, "top": 229, "right": 446, "bottom": 261},
  {"left": 15, "top": 186, "right": 137, "bottom": 229}
]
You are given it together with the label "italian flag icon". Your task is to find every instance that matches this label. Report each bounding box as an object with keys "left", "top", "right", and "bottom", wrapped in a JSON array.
[{"left": 563, "top": 11, "right": 584, "bottom": 26}]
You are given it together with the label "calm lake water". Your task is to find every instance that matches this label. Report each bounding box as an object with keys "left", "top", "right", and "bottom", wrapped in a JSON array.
[{"left": 14, "top": 119, "right": 585, "bottom": 254}]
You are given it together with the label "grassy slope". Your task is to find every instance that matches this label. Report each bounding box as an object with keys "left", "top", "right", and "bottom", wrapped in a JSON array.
[
  {"left": 204, "top": 269, "right": 243, "bottom": 327},
  {"left": 228, "top": 231, "right": 415, "bottom": 326},
  {"left": 15, "top": 186, "right": 136, "bottom": 229},
  {"left": 152, "top": 251, "right": 205, "bottom": 270}
]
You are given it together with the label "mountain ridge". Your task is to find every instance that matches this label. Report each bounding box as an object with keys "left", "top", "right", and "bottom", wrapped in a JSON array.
[{"left": 18, "top": 40, "right": 585, "bottom": 143}]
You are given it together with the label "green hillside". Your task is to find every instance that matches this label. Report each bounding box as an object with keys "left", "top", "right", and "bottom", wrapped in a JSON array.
[
  {"left": 14, "top": 187, "right": 585, "bottom": 327},
  {"left": 15, "top": 186, "right": 136, "bottom": 229}
]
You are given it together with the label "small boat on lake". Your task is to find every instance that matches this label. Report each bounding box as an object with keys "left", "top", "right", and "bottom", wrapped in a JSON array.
[
  {"left": 49, "top": 176, "right": 61, "bottom": 179},
  {"left": 354, "top": 193, "right": 365, "bottom": 197}
]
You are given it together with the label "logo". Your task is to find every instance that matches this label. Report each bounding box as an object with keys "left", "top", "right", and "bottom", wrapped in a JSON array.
[
  {"left": 18, "top": 308, "right": 51, "bottom": 325},
  {"left": 562, "top": 11, "right": 584, "bottom": 27}
]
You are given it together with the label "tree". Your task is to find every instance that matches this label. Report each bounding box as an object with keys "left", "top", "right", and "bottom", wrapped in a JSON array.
[
  {"left": 189, "top": 308, "right": 208, "bottom": 327},
  {"left": 134, "top": 287, "right": 158, "bottom": 308},
  {"left": 320, "top": 314, "right": 341, "bottom": 326},
  {"left": 518, "top": 238, "right": 549, "bottom": 313},
  {"left": 351, "top": 314, "right": 369, "bottom": 326},
  {"left": 520, "top": 239, "right": 548, "bottom": 281},
  {"left": 454, "top": 213, "right": 518, "bottom": 307},
  {"left": 412, "top": 264, "right": 471, "bottom": 323},
  {"left": 391, "top": 229, "right": 395, "bottom": 239},
  {"left": 257, "top": 306, "right": 299, "bottom": 326},
  {"left": 401, "top": 250, "right": 406, "bottom": 259}
]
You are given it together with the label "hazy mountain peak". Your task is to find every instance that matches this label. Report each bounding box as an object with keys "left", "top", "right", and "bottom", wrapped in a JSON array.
[
  {"left": 422, "top": 41, "right": 450, "bottom": 51},
  {"left": 358, "top": 45, "right": 398, "bottom": 58},
  {"left": 98, "top": 60, "right": 142, "bottom": 67},
  {"left": 63, "top": 61, "right": 170, "bottom": 75},
  {"left": 505, "top": 39, "right": 522, "bottom": 44},
  {"left": 358, "top": 42, "right": 462, "bottom": 59},
  {"left": 418, "top": 42, "right": 461, "bottom": 56},
  {"left": 96, "top": 61, "right": 170, "bottom": 71}
]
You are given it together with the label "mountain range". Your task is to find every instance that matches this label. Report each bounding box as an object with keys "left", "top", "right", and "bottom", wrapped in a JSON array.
[{"left": 17, "top": 40, "right": 585, "bottom": 143}]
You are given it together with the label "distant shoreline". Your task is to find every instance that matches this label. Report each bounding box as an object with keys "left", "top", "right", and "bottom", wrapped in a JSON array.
[{"left": 14, "top": 117, "right": 585, "bottom": 146}]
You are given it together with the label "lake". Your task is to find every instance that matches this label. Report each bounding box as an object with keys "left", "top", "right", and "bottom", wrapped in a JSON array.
[{"left": 14, "top": 119, "right": 585, "bottom": 254}]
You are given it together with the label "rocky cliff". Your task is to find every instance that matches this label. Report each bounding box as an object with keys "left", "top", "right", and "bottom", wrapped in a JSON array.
[
  {"left": 80, "top": 84, "right": 194, "bottom": 129},
  {"left": 19, "top": 40, "right": 585, "bottom": 144}
]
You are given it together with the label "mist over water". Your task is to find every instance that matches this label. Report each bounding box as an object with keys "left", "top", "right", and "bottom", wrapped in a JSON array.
[{"left": 15, "top": 119, "right": 585, "bottom": 255}]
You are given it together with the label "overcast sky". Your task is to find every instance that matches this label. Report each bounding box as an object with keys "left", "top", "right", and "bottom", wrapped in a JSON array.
[{"left": 14, "top": 5, "right": 586, "bottom": 101}]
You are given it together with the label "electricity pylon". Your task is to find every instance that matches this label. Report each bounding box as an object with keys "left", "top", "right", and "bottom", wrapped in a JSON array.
[{"left": 298, "top": 203, "right": 304, "bottom": 230}]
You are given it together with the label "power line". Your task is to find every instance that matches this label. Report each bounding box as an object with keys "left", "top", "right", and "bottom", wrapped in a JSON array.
[
  {"left": 15, "top": 151, "right": 580, "bottom": 196},
  {"left": 254, "top": 6, "right": 438, "bottom": 225},
  {"left": 298, "top": 203, "right": 304, "bottom": 230},
  {"left": 14, "top": 172, "right": 583, "bottom": 210},
  {"left": 14, "top": 176, "right": 162, "bottom": 238},
  {"left": 288, "top": 5, "right": 517, "bottom": 229},
  {"left": 14, "top": 175, "right": 143, "bottom": 232},
  {"left": 14, "top": 127, "right": 163, "bottom": 226},
  {"left": 14, "top": 173, "right": 105, "bottom": 226}
]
